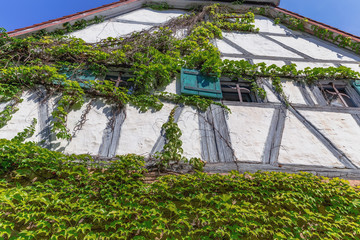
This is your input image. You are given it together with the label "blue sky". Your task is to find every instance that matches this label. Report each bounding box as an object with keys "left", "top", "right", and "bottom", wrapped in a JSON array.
[{"left": 1, "top": 0, "right": 359, "bottom": 36}]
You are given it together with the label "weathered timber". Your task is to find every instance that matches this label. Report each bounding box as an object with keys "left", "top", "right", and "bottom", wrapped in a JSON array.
[
  {"left": 345, "top": 85, "right": 360, "bottom": 107},
  {"left": 221, "top": 53, "right": 359, "bottom": 64},
  {"left": 204, "top": 162, "right": 360, "bottom": 179},
  {"left": 298, "top": 82, "right": 315, "bottom": 106},
  {"left": 310, "top": 85, "right": 328, "bottom": 106},
  {"left": 209, "top": 104, "right": 234, "bottom": 163},
  {"left": 199, "top": 109, "right": 219, "bottom": 163},
  {"left": 37, "top": 88, "right": 53, "bottom": 149},
  {"left": 98, "top": 106, "right": 126, "bottom": 157},
  {"left": 262, "top": 107, "right": 286, "bottom": 164}
]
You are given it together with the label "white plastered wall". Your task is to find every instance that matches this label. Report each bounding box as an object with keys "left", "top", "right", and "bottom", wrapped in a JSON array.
[
  {"left": 254, "top": 16, "right": 290, "bottom": 34},
  {"left": 115, "top": 8, "right": 185, "bottom": 23},
  {"left": 116, "top": 103, "right": 174, "bottom": 156},
  {"left": 269, "top": 35, "right": 360, "bottom": 62},
  {"left": 0, "top": 91, "right": 41, "bottom": 142},
  {"left": 223, "top": 32, "right": 303, "bottom": 58},
  {"left": 281, "top": 80, "right": 306, "bottom": 104},
  {"left": 300, "top": 111, "right": 360, "bottom": 167},
  {"left": 263, "top": 84, "right": 280, "bottom": 103},
  {"left": 216, "top": 39, "right": 243, "bottom": 54},
  {"left": 227, "top": 105, "right": 274, "bottom": 162},
  {"left": 70, "top": 8, "right": 186, "bottom": 43},
  {"left": 278, "top": 111, "right": 344, "bottom": 168},
  {"left": 177, "top": 106, "right": 202, "bottom": 159},
  {"left": 54, "top": 99, "right": 111, "bottom": 155}
]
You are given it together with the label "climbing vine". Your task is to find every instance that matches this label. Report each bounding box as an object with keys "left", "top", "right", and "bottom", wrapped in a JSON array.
[
  {"left": 1, "top": 4, "right": 360, "bottom": 237},
  {"left": 154, "top": 106, "right": 204, "bottom": 171},
  {"left": 251, "top": 6, "right": 360, "bottom": 54},
  {"left": 0, "top": 141, "right": 360, "bottom": 238},
  {"left": 312, "top": 25, "right": 360, "bottom": 53},
  {"left": 0, "top": 3, "right": 359, "bottom": 140}
]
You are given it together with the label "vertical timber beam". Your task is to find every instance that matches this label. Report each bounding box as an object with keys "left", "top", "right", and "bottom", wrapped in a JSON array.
[
  {"left": 37, "top": 88, "right": 53, "bottom": 149},
  {"left": 98, "top": 106, "right": 126, "bottom": 158},
  {"left": 210, "top": 104, "right": 234, "bottom": 163}
]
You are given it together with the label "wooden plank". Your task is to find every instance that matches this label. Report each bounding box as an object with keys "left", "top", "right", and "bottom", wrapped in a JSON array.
[
  {"left": 262, "top": 108, "right": 280, "bottom": 164},
  {"left": 210, "top": 104, "right": 234, "bottom": 163},
  {"left": 298, "top": 82, "right": 315, "bottom": 106},
  {"left": 352, "top": 114, "right": 360, "bottom": 127},
  {"left": 221, "top": 53, "right": 360, "bottom": 64},
  {"left": 98, "top": 106, "right": 125, "bottom": 157},
  {"left": 203, "top": 162, "right": 360, "bottom": 179},
  {"left": 221, "top": 100, "right": 281, "bottom": 109},
  {"left": 113, "top": 19, "right": 159, "bottom": 26},
  {"left": 269, "top": 108, "right": 287, "bottom": 165},
  {"left": 345, "top": 85, "right": 360, "bottom": 107},
  {"left": 199, "top": 109, "right": 219, "bottom": 163},
  {"left": 107, "top": 108, "right": 126, "bottom": 158},
  {"left": 37, "top": 88, "right": 52, "bottom": 149},
  {"left": 310, "top": 85, "right": 328, "bottom": 106},
  {"left": 292, "top": 105, "right": 360, "bottom": 114}
]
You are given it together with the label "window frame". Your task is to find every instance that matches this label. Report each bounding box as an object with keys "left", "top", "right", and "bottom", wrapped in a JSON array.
[{"left": 318, "top": 81, "right": 357, "bottom": 108}]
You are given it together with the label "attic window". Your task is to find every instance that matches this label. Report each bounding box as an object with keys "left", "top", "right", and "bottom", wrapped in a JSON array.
[
  {"left": 221, "top": 81, "right": 256, "bottom": 102},
  {"left": 320, "top": 82, "right": 356, "bottom": 107},
  {"left": 180, "top": 68, "right": 222, "bottom": 99}
]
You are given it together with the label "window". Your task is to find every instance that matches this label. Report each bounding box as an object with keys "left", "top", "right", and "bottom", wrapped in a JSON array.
[
  {"left": 180, "top": 68, "right": 223, "bottom": 99},
  {"left": 220, "top": 81, "right": 257, "bottom": 102},
  {"left": 319, "top": 82, "right": 356, "bottom": 107},
  {"left": 104, "top": 72, "right": 131, "bottom": 87},
  {"left": 104, "top": 71, "right": 135, "bottom": 94}
]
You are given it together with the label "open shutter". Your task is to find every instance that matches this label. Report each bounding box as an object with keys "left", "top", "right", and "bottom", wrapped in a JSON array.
[
  {"left": 180, "top": 68, "right": 222, "bottom": 99},
  {"left": 60, "top": 68, "right": 96, "bottom": 88},
  {"left": 353, "top": 80, "right": 360, "bottom": 95}
]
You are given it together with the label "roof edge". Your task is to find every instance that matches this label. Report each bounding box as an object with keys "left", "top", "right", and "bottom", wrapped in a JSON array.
[
  {"left": 8, "top": 0, "right": 279, "bottom": 37},
  {"left": 7, "top": 0, "right": 360, "bottom": 56},
  {"left": 8, "top": 0, "right": 142, "bottom": 37},
  {"left": 274, "top": 6, "right": 360, "bottom": 43}
]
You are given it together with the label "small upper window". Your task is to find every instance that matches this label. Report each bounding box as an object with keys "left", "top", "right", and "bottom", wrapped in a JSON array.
[
  {"left": 221, "top": 81, "right": 257, "bottom": 102},
  {"left": 320, "top": 82, "right": 356, "bottom": 107}
]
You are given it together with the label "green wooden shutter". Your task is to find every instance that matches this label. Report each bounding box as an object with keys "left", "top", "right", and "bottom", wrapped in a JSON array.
[
  {"left": 180, "top": 68, "right": 222, "bottom": 99},
  {"left": 59, "top": 68, "right": 95, "bottom": 88},
  {"left": 353, "top": 80, "right": 360, "bottom": 95}
]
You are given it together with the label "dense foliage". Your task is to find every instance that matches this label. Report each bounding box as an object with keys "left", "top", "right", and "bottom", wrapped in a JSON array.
[
  {"left": 0, "top": 138, "right": 360, "bottom": 239},
  {"left": 1, "top": 5, "right": 360, "bottom": 238},
  {"left": 1, "top": 4, "right": 359, "bottom": 140}
]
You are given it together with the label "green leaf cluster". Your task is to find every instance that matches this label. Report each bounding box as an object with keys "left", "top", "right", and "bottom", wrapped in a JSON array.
[
  {"left": 0, "top": 4, "right": 359, "bottom": 139},
  {"left": 0, "top": 141, "right": 359, "bottom": 239}
]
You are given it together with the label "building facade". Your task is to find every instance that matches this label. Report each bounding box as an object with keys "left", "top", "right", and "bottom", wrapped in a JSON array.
[{"left": 3, "top": 0, "right": 360, "bottom": 178}]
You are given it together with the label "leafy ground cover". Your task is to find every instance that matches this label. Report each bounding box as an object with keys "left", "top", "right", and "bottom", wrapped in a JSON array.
[{"left": 1, "top": 139, "right": 360, "bottom": 239}]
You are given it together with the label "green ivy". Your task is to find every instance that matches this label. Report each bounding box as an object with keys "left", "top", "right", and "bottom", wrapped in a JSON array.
[
  {"left": 11, "top": 118, "right": 37, "bottom": 143},
  {"left": 143, "top": 2, "right": 170, "bottom": 11},
  {"left": 0, "top": 141, "right": 359, "bottom": 239},
  {"left": 0, "top": 4, "right": 359, "bottom": 140}
]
